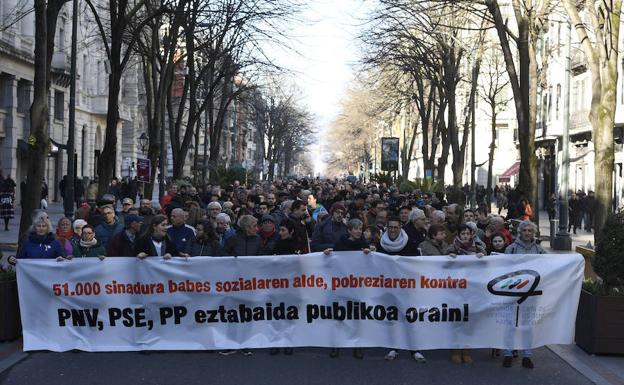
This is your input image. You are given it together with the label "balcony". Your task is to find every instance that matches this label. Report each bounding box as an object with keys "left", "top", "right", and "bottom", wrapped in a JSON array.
[
  {"left": 570, "top": 49, "right": 587, "bottom": 75},
  {"left": 51, "top": 52, "right": 69, "bottom": 71}
]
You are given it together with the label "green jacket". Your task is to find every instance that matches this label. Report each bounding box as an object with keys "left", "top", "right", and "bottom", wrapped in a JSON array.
[{"left": 72, "top": 240, "right": 107, "bottom": 258}]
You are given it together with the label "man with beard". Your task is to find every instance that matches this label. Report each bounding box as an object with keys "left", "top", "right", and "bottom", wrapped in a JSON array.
[{"left": 311, "top": 202, "right": 348, "bottom": 252}]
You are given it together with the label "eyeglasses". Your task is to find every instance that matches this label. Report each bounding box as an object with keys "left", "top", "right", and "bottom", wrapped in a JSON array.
[
  {"left": 123, "top": 203, "right": 132, "bottom": 206},
  {"left": 83, "top": 231, "right": 94, "bottom": 236},
  {"left": 103, "top": 211, "right": 114, "bottom": 215}
]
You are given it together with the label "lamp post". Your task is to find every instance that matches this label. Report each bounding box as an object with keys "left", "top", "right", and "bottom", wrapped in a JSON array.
[
  {"left": 63, "top": 0, "right": 78, "bottom": 219},
  {"left": 553, "top": 22, "right": 572, "bottom": 251},
  {"left": 138, "top": 132, "right": 148, "bottom": 156}
]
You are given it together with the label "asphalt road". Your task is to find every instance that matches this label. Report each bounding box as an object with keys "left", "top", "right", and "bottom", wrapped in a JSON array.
[{"left": 0, "top": 347, "right": 593, "bottom": 385}]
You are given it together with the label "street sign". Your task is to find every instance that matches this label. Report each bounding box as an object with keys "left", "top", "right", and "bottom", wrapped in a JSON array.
[
  {"left": 381, "top": 137, "right": 399, "bottom": 172},
  {"left": 137, "top": 158, "right": 151, "bottom": 183}
]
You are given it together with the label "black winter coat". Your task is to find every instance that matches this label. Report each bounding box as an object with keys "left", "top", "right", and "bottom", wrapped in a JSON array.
[
  {"left": 223, "top": 231, "right": 266, "bottom": 256},
  {"left": 185, "top": 239, "right": 222, "bottom": 256},
  {"left": 133, "top": 235, "right": 179, "bottom": 257},
  {"left": 334, "top": 234, "right": 369, "bottom": 251}
]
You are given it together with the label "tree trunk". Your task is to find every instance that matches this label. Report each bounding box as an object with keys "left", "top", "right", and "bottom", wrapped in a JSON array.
[
  {"left": 97, "top": 69, "right": 121, "bottom": 198},
  {"left": 486, "top": 109, "right": 497, "bottom": 206}
]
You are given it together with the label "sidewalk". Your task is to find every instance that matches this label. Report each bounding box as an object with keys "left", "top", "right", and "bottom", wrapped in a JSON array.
[
  {"left": 537, "top": 210, "right": 595, "bottom": 253},
  {"left": 0, "top": 202, "right": 68, "bottom": 249}
]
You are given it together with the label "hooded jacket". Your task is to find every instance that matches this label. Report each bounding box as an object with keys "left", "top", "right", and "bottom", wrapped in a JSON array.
[{"left": 505, "top": 238, "right": 546, "bottom": 255}]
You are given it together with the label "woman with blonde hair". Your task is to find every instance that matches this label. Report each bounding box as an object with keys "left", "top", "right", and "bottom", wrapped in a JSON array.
[{"left": 11, "top": 216, "right": 64, "bottom": 262}]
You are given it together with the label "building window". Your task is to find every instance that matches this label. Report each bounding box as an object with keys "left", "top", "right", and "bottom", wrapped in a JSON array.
[
  {"left": 82, "top": 54, "right": 88, "bottom": 88},
  {"left": 547, "top": 86, "right": 553, "bottom": 121},
  {"left": 572, "top": 80, "right": 579, "bottom": 112},
  {"left": 0, "top": 75, "right": 10, "bottom": 109},
  {"left": 556, "top": 84, "right": 561, "bottom": 120},
  {"left": 58, "top": 25, "right": 65, "bottom": 52},
  {"left": 54, "top": 90, "right": 64, "bottom": 121},
  {"left": 17, "top": 80, "right": 30, "bottom": 113},
  {"left": 578, "top": 79, "right": 586, "bottom": 111}
]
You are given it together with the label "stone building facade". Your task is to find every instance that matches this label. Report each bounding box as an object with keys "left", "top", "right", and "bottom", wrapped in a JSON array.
[{"left": 0, "top": 0, "right": 144, "bottom": 203}]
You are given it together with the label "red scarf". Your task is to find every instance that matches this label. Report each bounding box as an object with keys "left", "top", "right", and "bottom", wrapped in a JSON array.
[
  {"left": 56, "top": 228, "right": 74, "bottom": 240},
  {"left": 259, "top": 228, "right": 276, "bottom": 241}
]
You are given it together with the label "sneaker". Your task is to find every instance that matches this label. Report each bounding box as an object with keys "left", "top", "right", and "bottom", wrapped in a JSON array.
[
  {"left": 241, "top": 349, "right": 253, "bottom": 356},
  {"left": 218, "top": 350, "right": 238, "bottom": 356},
  {"left": 412, "top": 351, "right": 426, "bottom": 363},
  {"left": 384, "top": 350, "right": 398, "bottom": 361},
  {"left": 502, "top": 356, "right": 513, "bottom": 367},
  {"left": 522, "top": 357, "right": 534, "bottom": 369}
]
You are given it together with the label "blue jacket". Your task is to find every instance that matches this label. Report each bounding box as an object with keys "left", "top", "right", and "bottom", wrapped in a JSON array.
[
  {"left": 95, "top": 220, "right": 124, "bottom": 249},
  {"left": 18, "top": 233, "right": 64, "bottom": 259},
  {"left": 310, "top": 219, "right": 348, "bottom": 252},
  {"left": 310, "top": 205, "right": 328, "bottom": 222},
  {"left": 218, "top": 228, "right": 236, "bottom": 247},
  {"left": 167, "top": 224, "right": 196, "bottom": 253}
]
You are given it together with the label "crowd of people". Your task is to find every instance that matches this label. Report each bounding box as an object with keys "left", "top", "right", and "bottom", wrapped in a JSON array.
[{"left": 7, "top": 176, "right": 550, "bottom": 368}]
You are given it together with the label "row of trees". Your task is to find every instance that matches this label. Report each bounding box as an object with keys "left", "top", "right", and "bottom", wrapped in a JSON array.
[
  {"left": 330, "top": 0, "right": 620, "bottom": 236},
  {"left": 16, "top": 0, "right": 313, "bottom": 239}
]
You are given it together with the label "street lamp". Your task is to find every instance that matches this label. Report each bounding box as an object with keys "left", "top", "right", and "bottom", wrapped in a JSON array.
[{"left": 138, "top": 132, "right": 148, "bottom": 156}]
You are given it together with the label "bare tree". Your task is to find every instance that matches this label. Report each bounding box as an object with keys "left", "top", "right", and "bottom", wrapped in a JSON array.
[
  {"left": 482, "top": 0, "right": 554, "bottom": 223},
  {"left": 18, "top": 0, "right": 71, "bottom": 241},
  {"left": 479, "top": 42, "right": 512, "bottom": 206},
  {"left": 561, "top": 0, "right": 623, "bottom": 237},
  {"left": 262, "top": 84, "right": 314, "bottom": 180},
  {"left": 84, "top": 0, "right": 166, "bottom": 197}
]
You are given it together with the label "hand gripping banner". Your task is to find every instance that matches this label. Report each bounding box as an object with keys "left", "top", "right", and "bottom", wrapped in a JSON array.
[{"left": 16, "top": 252, "right": 584, "bottom": 352}]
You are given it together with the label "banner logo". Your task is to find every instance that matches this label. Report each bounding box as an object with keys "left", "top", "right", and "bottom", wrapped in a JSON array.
[{"left": 486, "top": 270, "right": 542, "bottom": 304}]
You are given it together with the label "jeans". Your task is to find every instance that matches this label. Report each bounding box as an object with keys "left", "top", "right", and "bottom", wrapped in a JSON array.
[{"left": 503, "top": 349, "right": 532, "bottom": 358}]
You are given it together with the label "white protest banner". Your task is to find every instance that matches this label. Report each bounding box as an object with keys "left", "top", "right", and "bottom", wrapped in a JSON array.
[{"left": 16, "top": 252, "right": 584, "bottom": 352}]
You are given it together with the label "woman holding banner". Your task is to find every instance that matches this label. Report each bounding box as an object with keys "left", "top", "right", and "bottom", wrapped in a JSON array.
[
  {"left": 184, "top": 220, "right": 222, "bottom": 256},
  {"left": 11, "top": 216, "right": 64, "bottom": 263},
  {"left": 134, "top": 215, "right": 179, "bottom": 259}
]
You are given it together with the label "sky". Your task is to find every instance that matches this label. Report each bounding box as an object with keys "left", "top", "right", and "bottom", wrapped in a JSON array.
[{"left": 268, "top": 0, "right": 371, "bottom": 175}]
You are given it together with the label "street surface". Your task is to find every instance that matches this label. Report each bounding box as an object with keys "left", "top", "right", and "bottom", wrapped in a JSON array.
[{"left": 0, "top": 348, "right": 594, "bottom": 385}]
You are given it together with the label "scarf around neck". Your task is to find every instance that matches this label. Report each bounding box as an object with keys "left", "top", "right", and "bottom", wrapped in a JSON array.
[
  {"left": 80, "top": 238, "right": 98, "bottom": 248},
  {"left": 453, "top": 236, "right": 478, "bottom": 254},
  {"left": 380, "top": 229, "right": 408, "bottom": 253},
  {"left": 56, "top": 228, "right": 74, "bottom": 240}
]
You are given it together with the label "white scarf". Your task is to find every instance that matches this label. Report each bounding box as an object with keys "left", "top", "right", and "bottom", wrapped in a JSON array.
[{"left": 380, "top": 229, "right": 409, "bottom": 252}]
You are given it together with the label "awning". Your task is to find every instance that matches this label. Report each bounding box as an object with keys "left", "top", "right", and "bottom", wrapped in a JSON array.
[{"left": 500, "top": 161, "right": 520, "bottom": 178}]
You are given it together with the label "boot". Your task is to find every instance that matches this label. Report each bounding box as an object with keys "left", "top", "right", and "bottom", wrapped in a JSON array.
[
  {"left": 462, "top": 349, "right": 473, "bottom": 364},
  {"left": 450, "top": 349, "right": 462, "bottom": 364}
]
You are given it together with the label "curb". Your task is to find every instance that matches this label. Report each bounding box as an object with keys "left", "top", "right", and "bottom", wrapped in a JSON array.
[
  {"left": 0, "top": 339, "right": 28, "bottom": 375},
  {"left": 547, "top": 345, "right": 624, "bottom": 385}
]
